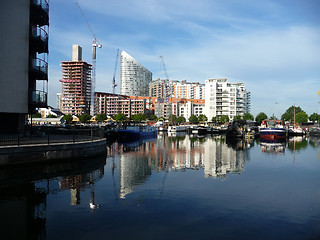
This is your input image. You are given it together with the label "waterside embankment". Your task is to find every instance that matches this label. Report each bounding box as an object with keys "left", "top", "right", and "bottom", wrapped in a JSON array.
[{"left": 0, "top": 139, "right": 106, "bottom": 167}]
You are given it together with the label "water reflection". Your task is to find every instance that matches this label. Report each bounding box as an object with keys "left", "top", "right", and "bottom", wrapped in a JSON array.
[
  {"left": 118, "top": 134, "right": 252, "bottom": 184},
  {"left": 0, "top": 155, "right": 106, "bottom": 239},
  {"left": 259, "top": 138, "right": 286, "bottom": 155}
]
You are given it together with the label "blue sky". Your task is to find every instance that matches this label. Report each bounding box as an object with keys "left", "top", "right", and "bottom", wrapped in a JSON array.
[{"left": 48, "top": 0, "right": 320, "bottom": 117}]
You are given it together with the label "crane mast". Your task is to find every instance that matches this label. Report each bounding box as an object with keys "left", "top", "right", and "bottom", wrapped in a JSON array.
[
  {"left": 75, "top": 2, "right": 102, "bottom": 116},
  {"left": 160, "top": 56, "right": 172, "bottom": 121},
  {"left": 112, "top": 49, "right": 119, "bottom": 116}
]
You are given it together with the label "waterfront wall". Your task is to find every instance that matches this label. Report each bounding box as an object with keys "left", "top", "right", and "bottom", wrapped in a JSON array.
[{"left": 0, "top": 139, "right": 106, "bottom": 167}]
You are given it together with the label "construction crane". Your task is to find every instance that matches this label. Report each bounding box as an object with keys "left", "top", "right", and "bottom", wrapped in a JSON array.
[
  {"left": 160, "top": 56, "right": 171, "bottom": 102},
  {"left": 112, "top": 49, "right": 119, "bottom": 116},
  {"left": 160, "top": 56, "right": 173, "bottom": 121},
  {"left": 112, "top": 49, "right": 119, "bottom": 96},
  {"left": 75, "top": 2, "right": 102, "bottom": 116}
]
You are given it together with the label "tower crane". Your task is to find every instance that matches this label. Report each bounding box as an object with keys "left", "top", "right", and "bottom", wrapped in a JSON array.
[
  {"left": 112, "top": 49, "right": 119, "bottom": 96},
  {"left": 75, "top": 2, "right": 102, "bottom": 116},
  {"left": 112, "top": 49, "right": 119, "bottom": 116},
  {"left": 160, "top": 56, "right": 173, "bottom": 121},
  {"left": 160, "top": 56, "right": 171, "bottom": 102}
]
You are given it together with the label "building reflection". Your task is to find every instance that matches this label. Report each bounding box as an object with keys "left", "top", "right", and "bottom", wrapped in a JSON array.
[
  {"left": 59, "top": 167, "right": 104, "bottom": 208},
  {"left": 117, "top": 134, "right": 253, "bottom": 197},
  {"left": 1, "top": 182, "right": 47, "bottom": 239},
  {"left": 0, "top": 155, "right": 106, "bottom": 239}
]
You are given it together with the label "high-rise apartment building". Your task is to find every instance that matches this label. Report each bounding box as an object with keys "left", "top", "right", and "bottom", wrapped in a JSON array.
[
  {"left": 120, "top": 51, "right": 152, "bottom": 97},
  {"left": 60, "top": 45, "right": 92, "bottom": 115},
  {"left": 0, "top": 0, "right": 49, "bottom": 132},
  {"left": 205, "top": 78, "right": 250, "bottom": 121},
  {"left": 149, "top": 79, "right": 205, "bottom": 100}
]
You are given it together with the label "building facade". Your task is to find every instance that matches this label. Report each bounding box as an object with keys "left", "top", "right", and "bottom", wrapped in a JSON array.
[
  {"left": 120, "top": 51, "right": 152, "bottom": 97},
  {"left": 95, "top": 92, "right": 149, "bottom": 118},
  {"left": 205, "top": 78, "right": 250, "bottom": 122},
  {"left": 60, "top": 45, "right": 92, "bottom": 115},
  {"left": 149, "top": 79, "right": 205, "bottom": 100},
  {"left": 0, "top": 0, "right": 49, "bottom": 132}
]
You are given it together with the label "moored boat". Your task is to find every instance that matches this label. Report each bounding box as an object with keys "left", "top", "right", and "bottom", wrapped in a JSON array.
[
  {"left": 259, "top": 119, "right": 287, "bottom": 140},
  {"left": 168, "top": 125, "right": 187, "bottom": 132},
  {"left": 118, "top": 125, "right": 157, "bottom": 142}
]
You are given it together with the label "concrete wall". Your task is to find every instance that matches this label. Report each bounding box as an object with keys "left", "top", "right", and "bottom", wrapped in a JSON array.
[
  {"left": 0, "top": 139, "right": 107, "bottom": 167},
  {"left": 0, "top": 0, "right": 29, "bottom": 113}
]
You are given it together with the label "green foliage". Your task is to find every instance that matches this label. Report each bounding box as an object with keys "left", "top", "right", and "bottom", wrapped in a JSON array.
[
  {"left": 96, "top": 113, "right": 107, "bottom": 122},
  {"left": 132, "top": 113, "right": 147, "bottom": 122},
  {"left": 309, "top": 113, "right": 320, "bottom": 123},
  {"left": 47, "top": 114, "right": 57, "bottom": 118},
  {"left": 148, "top": 114, "right": 158, "bottom": 121},
  {"left": 269, "top": 115, "right": 277, "bottom": 120},
  {"left": 219, "top": 115, "right": 229, "bottom": 123},
  {"left": 168, "top": 115, "right": 178, "bottom": 125},
  {"left": 63, "top": 114, "right": 73, "bottom": 124},
  {"left": 32, "top": 112, "right": 41, "bottom": 118},
  {"left": 255, "top": 112, "right": 268, "bottom": 122},
  {"left": 79, "top": 113, "right": 91, "bottom": 123},
  {"left": 177, "top": 116, "right": 186, "bottom": 124},
  {"left": 114, "top": 113, "right": 127, "bottom": 122},
  {"left": 243, "top": 113, "right": 254, "bottom": 121},
  {"left": 198, "top": 114, "right": 208, "bottom": 122},
  {"left": 295, "top": 111, "right": 308, "bottom": 123},
  {"left": 281, "top": 105, "right": 303, "bottom": 122},
  {"left": 189, "top": 114, "right": 198, "bottom": 124},
  {"left": 233, "top": 115, "right": 242, "bottom": 121},
  {"left": 211, "top": 116, "right": 217, "bottom": 123}
]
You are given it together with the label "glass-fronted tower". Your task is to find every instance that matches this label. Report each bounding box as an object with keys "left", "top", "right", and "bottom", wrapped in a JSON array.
[{"left": 120, "top": 51, "right": 152, "bottom": 97}]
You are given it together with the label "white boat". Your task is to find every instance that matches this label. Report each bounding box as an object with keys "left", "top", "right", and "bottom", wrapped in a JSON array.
[{"left": 168, "top": 125, "right": 187, "bottom": 132}]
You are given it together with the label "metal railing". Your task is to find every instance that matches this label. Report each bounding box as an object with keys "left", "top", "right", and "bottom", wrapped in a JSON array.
[
  {"left": 32, "top": 90, "right": 47, "bottom": 105},
  {"left": 32, "top": 0, "right": 49, "bottom": 12},
  {"left": 0, "top": 127, "right": 104, "bottom": 147},
  {"left": 32, "top": 25, "right": 48, "bottom": 42},
  {"left": 32, "top": 57, "right": 48, "bottom": 74}
]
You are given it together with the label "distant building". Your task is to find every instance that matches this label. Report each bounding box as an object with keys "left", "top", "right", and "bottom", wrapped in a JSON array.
[
  {"left": 60, "top": 45, "right": 92, "bottom": 115},
  {"left": 0, "top": 0, "right": 49, "bottom": 132},
  {"left": 56, "top": 93, "right": 62, "bottom": 111},
  {"left": 95, "top": 92, "right": 152, "bottom": 118},
  {"left": 120, "top": 51, "right": 152, "bottom": 97},
  {"left": 205, "top": 78, "right": 250, "bottom": 122},
  {"left": 149, "top": 79, "right": 205, "bottom": 100}
]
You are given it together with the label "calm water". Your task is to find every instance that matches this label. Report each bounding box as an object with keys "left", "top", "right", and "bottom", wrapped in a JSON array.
[{"left": 1, "top": 133, "right": 320, "bottom": 240}]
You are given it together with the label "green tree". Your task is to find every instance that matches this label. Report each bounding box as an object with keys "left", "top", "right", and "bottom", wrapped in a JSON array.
[
  {"left": 189, "top": 114, "right": 198, "bottom": 124},
  {"left": 281, "top": 105, "right": 303, "bottom": 122},
  {"left": 219, "top": 115, "right": 229, "bottom": 123},
  {"left": 114, "top": 113, "right": 127, "bottom": 122},
  {"left": 309, "top": 113, "right": 320, "bottom": 123},
  {"left": 96, "top": 113, "right": 107, "bottom": 122},
  {"left": 63, "top": 114, "right": 73, "bottom": 124},
  {"left": 233, "top": 115, "right": 242, "bottom": 121},
  {"left": 295, "top": 111, "right": 308, "bottom": 123},
  {"left": 148, "top": 114, "right": 158, "bottom": 121},
  {"left": 211, "top": 116, "right": 217, "bottom": 123},
  {"left": 198, "top": 114, "right": 208, "bottom": 122},
  {"left": 255, "top": 112, "right": 268, "bottom": 122},
  {"left": 32, "top": 112, "right": 41, "bottom": 118},
  {"left": 47, "top": 114, "right": 57, "bottom": 118},
  {"left": 79, "top": 113, "right": 91, "bottom": 123},
  {"left": 168, "top": 115, "right": 178, "bottom": 125},
  {"left": 177, "top": 116, "right": 186, "bottom": 124},
  {"left": 243, "top": 113, "right": 254, "bottom": 121},
  {"left": 132, "top": 113, "right": 147, "bottom": 122}
]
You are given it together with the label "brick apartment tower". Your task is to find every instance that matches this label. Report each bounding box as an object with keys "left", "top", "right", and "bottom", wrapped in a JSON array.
[{"left": 60, "top": 45, "right": 92, "bottom": 115}]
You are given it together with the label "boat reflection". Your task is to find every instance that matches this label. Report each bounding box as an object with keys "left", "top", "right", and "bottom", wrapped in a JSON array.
[{"left": 259, "top": 138, "right": 286, "bottom": 155}]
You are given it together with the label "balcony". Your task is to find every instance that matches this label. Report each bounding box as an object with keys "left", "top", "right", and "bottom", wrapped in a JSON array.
[
  {"left": 30, "top": 57, "right": 48, "bottom": 80},
  {"left": 30, "top": 0, "right": 49, "bottom": 26},
  {"left": 30, "top": 26, "right": 48, "bottom": 53},
  {"left": 31, "top": 90, "right": 47, "bottom": 107}
]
